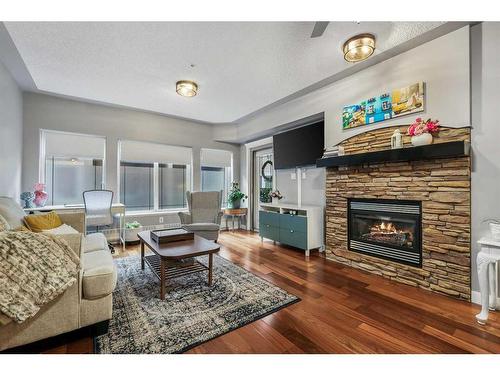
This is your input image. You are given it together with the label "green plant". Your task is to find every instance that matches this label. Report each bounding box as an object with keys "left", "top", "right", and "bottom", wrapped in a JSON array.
[
  {"left": 125, "top": 221, "right": 142, "bottom": 229},
  {"left": 227, "top": 182, "right": 248, "bottom": 204}
]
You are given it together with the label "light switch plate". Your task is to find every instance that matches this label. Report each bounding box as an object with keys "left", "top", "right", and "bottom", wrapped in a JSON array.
[
  {"left": 302, "top": 171, "right": 306, "bottom": 179},
  {"left": 291, "top": 172, "right": 297, "bottom": 180}
]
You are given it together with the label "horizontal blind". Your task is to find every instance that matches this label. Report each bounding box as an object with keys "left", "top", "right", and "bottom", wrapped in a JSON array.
[
  {"left": 200, "top": 148, "right": 232, "bottom": 168},
  {"left": 120, "top": 140, "right": 192, "bottom": 165},
  {"left": 44, "top": 131, "right": 105, "bottom": 159}
]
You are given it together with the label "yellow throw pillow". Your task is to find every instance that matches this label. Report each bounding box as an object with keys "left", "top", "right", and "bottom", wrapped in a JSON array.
[{"left": 24, "top": 211, "right": 63, "bottom": 233}]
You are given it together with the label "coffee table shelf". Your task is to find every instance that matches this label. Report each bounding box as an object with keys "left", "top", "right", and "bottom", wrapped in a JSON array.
[{"left": 143, "top": 254, "right": 209, "bottom": 280}]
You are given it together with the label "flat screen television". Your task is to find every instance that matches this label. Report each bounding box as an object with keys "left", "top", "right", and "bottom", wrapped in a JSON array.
[{"left": 273, "top": 121, "right": 324, "bottom": 170}]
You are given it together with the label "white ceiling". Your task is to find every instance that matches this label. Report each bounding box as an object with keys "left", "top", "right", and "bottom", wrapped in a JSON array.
[{"left": 5, "top": 22, "right": 445, "bottom": 123}]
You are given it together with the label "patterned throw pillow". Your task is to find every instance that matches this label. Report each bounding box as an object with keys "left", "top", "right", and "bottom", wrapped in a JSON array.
[
  {"left": 0, "top": 215, "right": 10, "bottom": 232},
  {"left": 24, "top": 211, "right": 63, "bottom": 233}
]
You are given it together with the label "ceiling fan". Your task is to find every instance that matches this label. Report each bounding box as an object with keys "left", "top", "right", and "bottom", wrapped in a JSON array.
[{"left": 310, "top": 22, "right": 329, "bottom": 38}]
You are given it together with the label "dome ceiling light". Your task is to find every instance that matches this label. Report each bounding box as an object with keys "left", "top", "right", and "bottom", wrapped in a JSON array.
[
  {"left": 176, "top": 80, "right": 198, "bottom": 97},
  {"left": 343, "top": 33, "right": 376, "bottom": 63}
]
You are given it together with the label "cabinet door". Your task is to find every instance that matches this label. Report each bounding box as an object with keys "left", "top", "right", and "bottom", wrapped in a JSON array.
[
  {"left": 259, "top": 210, "right": 279, "bottom": 227},
  {"left": 279, "top": 214, "right": 307, "bottom": 233},
  {"left": 279, "top": 228, "right": 307, "bottom": 250},
  {"left": 259, "top": 223, "right": 279, "bottom": 241}
]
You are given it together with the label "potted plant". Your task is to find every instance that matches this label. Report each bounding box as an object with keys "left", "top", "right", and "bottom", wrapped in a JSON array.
[
  {"left": 125, "top": 221, "right": 143, "bottom": 243},
  {"left": 407, "top": 118, "right": 440, "bottom": 146},
  {"left": 270, "top": 190, "right": 283, "bottom": 205},
  {"left": 228, "top": 182, "right": 247, "bottom": 209}
]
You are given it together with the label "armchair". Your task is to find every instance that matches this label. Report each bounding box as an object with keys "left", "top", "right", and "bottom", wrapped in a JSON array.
[{"left": 178, "top": 191, "right": 223, "bottom": 242}]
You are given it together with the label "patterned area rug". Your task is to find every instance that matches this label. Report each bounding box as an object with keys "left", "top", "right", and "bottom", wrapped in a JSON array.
[{"left": 96, "top": 254, "right": 299, "bottom": 353}]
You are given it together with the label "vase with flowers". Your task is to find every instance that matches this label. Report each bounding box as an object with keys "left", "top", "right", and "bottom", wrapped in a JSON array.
[
  {"left": 407, "top": 118, "right": 440, "bottom": 147},
  {"left": 33, "top": 183, "right": 49, "bottom": 207},
  {"left": 270, "top": 190, "right": 283, "bottom": 205}
]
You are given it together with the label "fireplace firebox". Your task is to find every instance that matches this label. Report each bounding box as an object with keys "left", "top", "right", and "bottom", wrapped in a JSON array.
[{"left": 348, "top": 198, "right": 422, "bottom": 267}]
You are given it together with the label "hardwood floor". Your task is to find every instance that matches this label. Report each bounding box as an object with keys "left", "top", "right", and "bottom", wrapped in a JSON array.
[{"left": 42, "top": 230, "right": 500, "bottom": 354}]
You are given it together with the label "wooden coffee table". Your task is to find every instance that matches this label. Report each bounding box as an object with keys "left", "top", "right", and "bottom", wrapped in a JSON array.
[{"left": 138, "top": 231, "right": 220, "bottom": 300}]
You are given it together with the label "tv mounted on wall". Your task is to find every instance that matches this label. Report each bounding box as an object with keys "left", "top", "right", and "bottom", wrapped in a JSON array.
[{"left": 273, "top": 121, "right": 324, "bottom": 170}]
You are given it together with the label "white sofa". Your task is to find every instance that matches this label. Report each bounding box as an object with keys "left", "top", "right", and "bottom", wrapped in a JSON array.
[{"left": 0, "top": 197, "right": 117, "bottom": 351}]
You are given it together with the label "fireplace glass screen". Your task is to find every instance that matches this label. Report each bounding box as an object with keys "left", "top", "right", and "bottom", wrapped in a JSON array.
[{"left": 348, "top": 199, "right": 422, "bottom": 267}]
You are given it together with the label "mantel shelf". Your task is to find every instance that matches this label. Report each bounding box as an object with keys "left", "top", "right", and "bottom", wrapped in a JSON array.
[{"left": 316, "top": 141, "right": 470, "bottom": 168}]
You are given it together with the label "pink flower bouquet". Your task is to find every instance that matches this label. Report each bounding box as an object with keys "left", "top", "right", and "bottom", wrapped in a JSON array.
[
  {"left": 407, "top": 118, "right": 440, "bottom": 137},
  {"left": 33, "top": 183, "right": 48, "bottom": 207}
]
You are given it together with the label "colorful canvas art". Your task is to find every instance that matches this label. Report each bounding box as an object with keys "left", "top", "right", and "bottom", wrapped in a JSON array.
[
  {"left": 391, "top": 82, "right": 424, "bottom": 118},
  {"left": 342, "top": 82, "right": 425, "bottom": 130},
  {"left": 342, "top": 101, "right": 366, "bottom": 129}
]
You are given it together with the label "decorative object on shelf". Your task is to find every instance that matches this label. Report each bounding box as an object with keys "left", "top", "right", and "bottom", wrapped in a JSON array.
[
  {"left": 125, "top": 221, "right": 143, "bottom": 243},
  {"left": 390, "top": 129, "right": 403, "bottom": 149},
  {"left": 343, "top": 33, "right": 375, "bottom": 63},
  {"left": 227, "top": 182, "right": 247, "bottom": 209},
  {"left": 342, "top": 82, "right": 424, "bottom": 130},
  {"left": 33, "top": 183, "right": 48, "bottom": 207},
  {"left": 407, "top": 117, "right": 440, "bottom": 147},
  {"left": 176, "top": 80, "right": 198, "bottom": 97},
  {"left": 20, "top": 191, "right": 35, "bottom": 209},
  {"left": 270, "top": 190, "right": 283, "bottom": 205}
]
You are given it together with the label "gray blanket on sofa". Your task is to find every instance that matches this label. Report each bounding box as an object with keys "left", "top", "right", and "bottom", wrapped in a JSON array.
[{"left": 0, "top": 231, "right": 80, "bottom": 323}]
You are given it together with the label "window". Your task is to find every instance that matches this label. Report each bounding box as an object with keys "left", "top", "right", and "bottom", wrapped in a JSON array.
[
  {"left": 119, "top": 140, "right": 192, "bottom": 212},
  {"left": 41, "top": 130, "right": 105, "bottom": 205},
  {"left": 120, "top": 162, "right": 154, "bottom": 211},
  {"left": 200, "top": 149, "right": 232, "bottom": 207}
]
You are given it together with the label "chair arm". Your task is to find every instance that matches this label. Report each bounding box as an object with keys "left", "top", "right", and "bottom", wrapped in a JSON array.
[
  {"left": 58, "top": 212, "right": 85, "bottom": 233},
  {"left": 178, "top": 212, "right": 192, "bottom": 225},
  {"left": 216, "top": 211, "right": 224, "bottom": 225}
]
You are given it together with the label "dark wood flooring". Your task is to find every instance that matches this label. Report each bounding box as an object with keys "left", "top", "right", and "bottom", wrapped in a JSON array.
[{"left": 40, "top": 230, "right": 500, "bottom": 354}]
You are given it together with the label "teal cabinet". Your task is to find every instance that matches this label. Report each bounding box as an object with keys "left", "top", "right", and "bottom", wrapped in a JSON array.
[{"left": 259, "top": 210, "right": 307, "bottom": 250}]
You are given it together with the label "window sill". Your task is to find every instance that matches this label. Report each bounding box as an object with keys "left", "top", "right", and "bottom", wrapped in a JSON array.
[{"left": 125, "top": 208, "right": 188, "bottom": 217}]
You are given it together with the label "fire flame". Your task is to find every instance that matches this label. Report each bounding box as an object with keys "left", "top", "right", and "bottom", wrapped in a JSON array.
[{"left": 374, "top": 221, "right": 400, "bottom": 233}]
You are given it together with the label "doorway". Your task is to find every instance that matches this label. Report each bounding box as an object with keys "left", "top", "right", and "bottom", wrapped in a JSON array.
[{"left": 252, "top": 148, "right": 274, "bottom": 231}]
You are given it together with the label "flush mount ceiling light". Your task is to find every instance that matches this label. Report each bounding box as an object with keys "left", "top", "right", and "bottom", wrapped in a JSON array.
[
  {"left": 342, "top": 33, "right": 376, "bottom": 63},
  {"left": 176, "top": 80, "right": 198, "bottom": 97}
]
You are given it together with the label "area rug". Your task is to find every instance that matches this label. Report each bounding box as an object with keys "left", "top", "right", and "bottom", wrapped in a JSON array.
[{"left": 95, "top": 254, "right": 299, "bottom": 353}]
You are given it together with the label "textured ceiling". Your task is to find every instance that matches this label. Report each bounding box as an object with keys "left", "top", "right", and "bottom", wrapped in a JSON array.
[{"left": 5, "top": 22, "right": 445, "bottom": 123}]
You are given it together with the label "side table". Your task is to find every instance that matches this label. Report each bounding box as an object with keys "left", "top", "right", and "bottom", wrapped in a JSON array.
[
  {"left": 223, "top": 208, "right": 248, "bottom": 231},
  {"left": 476, "top": 237, "right": 500, "bottom": 324}
]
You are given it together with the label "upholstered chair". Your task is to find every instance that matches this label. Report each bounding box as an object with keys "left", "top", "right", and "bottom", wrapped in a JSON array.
[{"left": 178, "top": 191, "right": 223, "bottom": 242}]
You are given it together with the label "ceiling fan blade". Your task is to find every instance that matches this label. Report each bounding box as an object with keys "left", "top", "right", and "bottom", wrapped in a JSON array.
[{"left": 310, "top": 22, "right": 329, "bottom": 38}]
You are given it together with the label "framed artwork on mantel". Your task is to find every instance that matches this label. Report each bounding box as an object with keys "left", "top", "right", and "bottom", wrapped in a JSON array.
[{"left": 342, "top": 81, "right": 425, "bottom": 130}]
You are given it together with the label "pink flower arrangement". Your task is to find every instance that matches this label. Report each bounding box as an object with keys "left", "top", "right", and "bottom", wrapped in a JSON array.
[
  {"left": 407, "top": 118, "right": 440, "bottom": 137},
  {"left": 33, "top": 183, "right": 48, "bottom": 207}
]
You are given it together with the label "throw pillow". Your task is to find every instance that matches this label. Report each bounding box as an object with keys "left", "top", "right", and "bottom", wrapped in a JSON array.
[
  {"left": 24, "top": 211, "right": 63, "bottom": 233},
  {"left": 0, "top": 215, "right": 11, "bottom": 232},
  {"left": 42, "top": 223, "right": 79, "bottom": 235}
]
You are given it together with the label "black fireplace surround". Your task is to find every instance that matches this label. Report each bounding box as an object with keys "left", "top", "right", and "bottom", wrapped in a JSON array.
[{"left": 348, "top": 198, "right": 422, "bottom": 267}]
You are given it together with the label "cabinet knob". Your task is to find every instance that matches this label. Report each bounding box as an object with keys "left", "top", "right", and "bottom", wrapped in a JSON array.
[{"left": 290, "top": 230, "right": 294, "bottom": 233}]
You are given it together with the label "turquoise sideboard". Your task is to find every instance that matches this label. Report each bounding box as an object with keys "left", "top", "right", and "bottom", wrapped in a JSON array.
[{"left": 259, "top": 203, "right": 324, "bottom": 257}]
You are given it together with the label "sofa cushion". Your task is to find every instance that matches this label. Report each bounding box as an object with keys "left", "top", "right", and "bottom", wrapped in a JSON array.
[
  {"left": 24, "top": 211, "right": 63, "bottom": 232},
  {"left": 0, "top": 197, "right": 26, "bottom": 230},
  {"left": 42, "top": 223, "right": 79, "bottom": 235},
  {"left": 83, "top": 233, "right": 108, "bottom": 253},
  {"left": 82, "top": 250, "right": 117, "bottom": 300},
  {"left": 183, "top": 223, "right": 220, "bottom": 232}
]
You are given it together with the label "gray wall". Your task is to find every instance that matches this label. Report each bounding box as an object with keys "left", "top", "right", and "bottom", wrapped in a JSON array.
[
  {"left": 0, "top": 61, "right": 23, "bottom": 200},
  {"left": 22, "top": 92, "right": 240, "bottom": 202},
  {"left": 471, "top": 23, "right": 500, "bottom": 294}
]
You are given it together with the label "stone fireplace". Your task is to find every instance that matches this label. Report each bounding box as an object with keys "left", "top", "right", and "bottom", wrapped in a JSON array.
[{"left": 324, "top": 126, "right": 471, "bottom": 300}]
